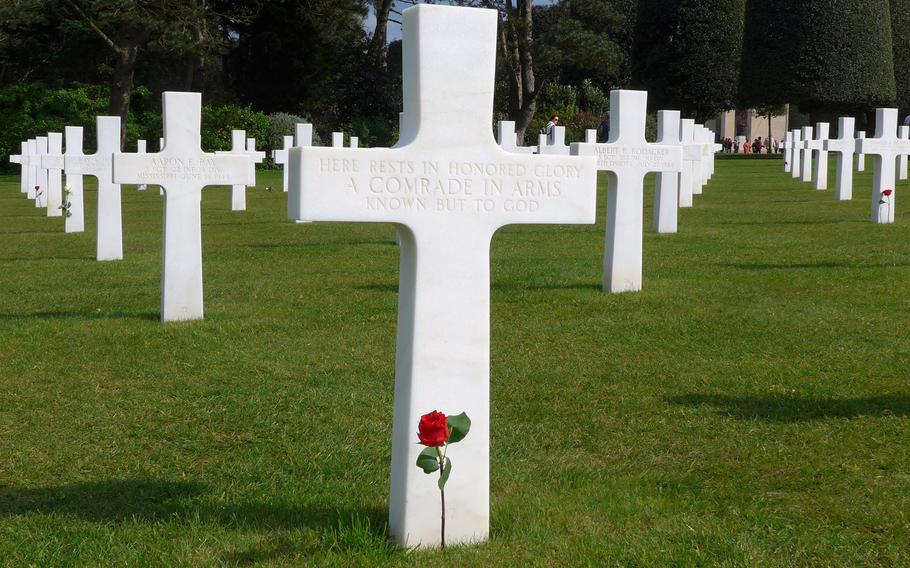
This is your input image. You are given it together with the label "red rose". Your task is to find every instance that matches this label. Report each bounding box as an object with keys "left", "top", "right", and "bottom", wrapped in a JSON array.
[
  {"left": 417, "top": 411, "right": 450, "bottom": 447},
  {"left": 883, "top": 189, "right": 894, "bottom": 196},
  {"left": 34, "top": 186, "right": 39, "bottom": 190}
]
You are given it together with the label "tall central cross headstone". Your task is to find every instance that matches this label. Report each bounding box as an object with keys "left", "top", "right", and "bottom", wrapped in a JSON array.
[
  {"left": 65, "top": 116, "right": 123, "bottom": 261},
  {"left": 41, "top": 132, "right": 65, "bottom": 217},
  {"left": 64, "top": 127, "right": 86, "bottom": 233},
  {"left": 113, "top": 92, "right": 252, "bottom": 321},
  {"left": 653, "top": 110, "right": 682, "bottom": 234},
  {"left": 571, "top": 89, "right": 682, "bottom": 292},
  {"left": 35, "top": 136, "right": 48, "bottom": 208},
  {"left": 856, "top": 108, "right": 910, "bottom": 224},
  {"left": 823, "top": 117, "right": 856, "bottom": 201},
  {"left": 806, "top": 122, "right": 830, "bottom": 190},
  {"left": 800, "top": 126, "right": 814, "bottom": 183},
  {"left": 287, "top": 4, "right": 597, "bottom": 548},
  {"left": 790, "top": 129, "right": 802, "bottom": 179}
]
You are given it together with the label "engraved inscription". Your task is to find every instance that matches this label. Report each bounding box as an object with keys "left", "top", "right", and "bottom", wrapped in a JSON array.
[
  {"left": 67, "top": 155, "right": 111, "bottom": 174},
  {"left": 593, "top": 145, "right": 678, "bottom": 171},
  {"left": 131, "top": 157, "right": 230, "bottom": 182},
  {"left": 318, "top": 158, "right": 583, "bottom": 215}
]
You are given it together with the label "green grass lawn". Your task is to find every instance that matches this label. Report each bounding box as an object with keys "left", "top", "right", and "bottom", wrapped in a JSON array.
[{"left": 0, "top": 159, "right": 908, "bottom": 567}]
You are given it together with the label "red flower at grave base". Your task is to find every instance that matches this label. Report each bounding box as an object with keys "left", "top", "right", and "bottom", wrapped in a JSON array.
[
  {"left": 417, "top": 411, "right": 450, "bottom": 447},
  {"left": 883, "top": 189, "right": 894, "bottom": 197}
]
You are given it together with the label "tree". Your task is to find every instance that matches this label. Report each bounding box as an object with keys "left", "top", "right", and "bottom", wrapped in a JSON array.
[
  {"left": 633, "top": 0, "right": 746, "bottom": 121},
  {"left": 738, "top": 0, "right": 802, "bottom": 109},
  {"left": 891, "top": 0, "right": 910, "bottom": 119}
]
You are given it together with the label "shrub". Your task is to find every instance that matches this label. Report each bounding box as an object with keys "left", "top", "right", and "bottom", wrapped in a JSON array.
[
  {"left": 342, "top": 115, "right": 396, "bottom": 148},
  {"left": 201, "top": 104, "right": 270, "bottom": 153}
]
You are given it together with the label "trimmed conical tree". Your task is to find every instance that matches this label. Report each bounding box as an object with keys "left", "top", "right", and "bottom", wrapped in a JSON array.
[
  {"left": 738, "top": 0, "right": 803, "bottom": 108},
  {"left": 892, "top": 0, "right": 910, "bottom": 118},
  {"left": 632, "top": 0, "right": 746, "bottom": 121}
]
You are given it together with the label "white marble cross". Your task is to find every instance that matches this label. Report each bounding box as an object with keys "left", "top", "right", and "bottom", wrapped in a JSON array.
[
  {"left": 856, "top": 108, "right": 910, "bottom": 224},
  {"left": 800, "top": 126, "right": 814, "bottom": 183},
  {"left": 63, "top": 127, "right": 86, "bottom": 233},
  {"left": 216, "top": 130, "right": 254, "bottom": 211},
  {"left": 653, "top": 110, "right": 682, "bottom": 234},
  {"left": 246, "top": 138, "right": 265, "bottom": 172},
  {"left": 856, "top": 131, "right": 866, "bottom": 171},
  {"left": 806, "top": 122, "right": 830, "bottom": 190},
  {"left": 286, "top": 124, "right": 314, "bottom": 221},
  {"left": 26, "top": 139, "right": 38, "bottom": 200},
  {"left": 35, "top": 136, "right": 48, "bottom": 208},
  {"left": 678, "top": 119, "right": 698, "bottom": 208},
  {"left": 331, "top": 132, "right": 344, "bottom": 147},
  {"left": 782, "top": 131, "right": 793, "bottom": 173},
  {"left": 272, "top": 135, "right": 294, "bottom": 192},
  {"left": 790, "top": 129, "right": 802, "bottom": 179},
  {"left": 823, "top": 117, "right": 855, "bottom": 201},
  {"left": 350, "top": 136, "right": 359, "bottom": 148},
  {"left": 41, "top": 132, "right": 65, "bottom": 217},
  {"left": 538, "top": 126, "right": 569, "bottom": 155},
  {"left": 113, "top": 92, "right": 252, "bottom": 321},
  {"left": 287, "top": 4, "right": 597, "bottom": 548},
  {"left": 496, "top": 121, "right": 535, "bottom": 154},
  {"left": 571, "top": 89, "right": 682, "bottom": 293},
  {"left": 15, "top": 141, "right": 28, "bottom": 195},
  {"left": 692, "top": 125, "right": 707, "bottom": 194},
  {"left": 898, "top": 125, "right": 909, "bottom": 181},
  {"left": 136, "top": 140, "right": 148, "bottom": 190},
  {"left": 65, "top": 116, "right": 123, "bottom": 261},
  {"left": 699, "top": 127, "right": 714, "bottom": 187}
]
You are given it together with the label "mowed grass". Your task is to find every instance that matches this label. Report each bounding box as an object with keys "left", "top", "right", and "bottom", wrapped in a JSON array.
[{"left": 0, "top": 158, "right": 908, "bottom": 567}]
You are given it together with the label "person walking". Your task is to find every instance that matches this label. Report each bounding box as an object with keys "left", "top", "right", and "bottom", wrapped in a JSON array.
[
  {"left": 597, "top": 113, "right": 610, "bottom": 143},
  {"left": 541, "top": 115, "right": 559, "bottom": 144}
]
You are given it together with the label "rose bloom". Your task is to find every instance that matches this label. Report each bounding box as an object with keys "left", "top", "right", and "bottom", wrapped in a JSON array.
[
  {"left": 417, "top": 411, "right": 450, "bottom": 447},
  {"left": 883, "top": 189, "right": 894, "bottom": 196}
]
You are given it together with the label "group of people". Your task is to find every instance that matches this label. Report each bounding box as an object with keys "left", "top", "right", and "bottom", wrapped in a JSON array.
[{"left": 722, "top": 135, "right": 777, "bottom": 154}]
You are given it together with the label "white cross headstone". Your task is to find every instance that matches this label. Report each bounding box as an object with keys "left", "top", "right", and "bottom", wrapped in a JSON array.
[
  {"left": 216, "top": 130, "right": 251, "bottom": 211},
  {"left": 287, "top": 124, "right": 315, "bottom": 223},
  {"left": 113, "top": 91, "right": 253, "bottom": 321},
  {"left": 496, "top": 120, "right": 535, "bottom": 154},
  {"left": 537, "top": 126, "right": 569, "bottom": 155},
  {"left": 15, "top": 141, "right": 28, "bottom": 194},
  {"left": 136, "top": 140, "right": 148, "bottom": 190},
  {"left": 159, "top": 137, "right": 166, "bottom": 195},
  {"left": 63, "top": 127, "right": 86, "bottom": 233},
  {"left": 272, "top": 135, "right": 294, "bottom": 192},
  {"left": 856, "top": 108, "right": 910, "bottom": 224},
  {"left": 856, "top": 131, "right": 866, "bottom": 171},
  {"left": 350, "top": 136, "right": 359, "bottom": 148},
  {"left": 898, "top": 125, "right": 909, "bottom": 181},
  {"left": 678, "top": 119, "right": 698, "bottom": 208},
  {"left": 65, "top": 116, "right": 123, "bottom": 261},
  {"left": 782, "top": 131, "right": 793, "bottom": 173},
  {"left": 790, "top": 129, "right": 802, "bottom": 179},
  {"left": 332, "top": 132, "right": 344, "bottom": 148},
  {"left": 690, "top": 125, "right": 706, "bottom": 195},
  {"left": 41, "top": 132, "right": 65, "bottom": 217},
  {"left": 653, "top": 110, "right": 682, "bottom": 234},
  {"left": 823, "top": 117, "right": 855, "bottom": 201},
  {"left": 806, "top": 122, "right": 830, "bottom": 190},
  {"left": 35, "top": 136, "right": 48, "bottom": 208},
  {"left": 287, "top": 4, "right": 597, "bottom": 547},
  {"left": 800, "top": 126, "right": 814, "bottom": 183},
  {"left": 571, "top": 89, "right": 682, "bottom": 292},
  {"left": 26, "top": 139, "right": 38, "bottom": 200}
]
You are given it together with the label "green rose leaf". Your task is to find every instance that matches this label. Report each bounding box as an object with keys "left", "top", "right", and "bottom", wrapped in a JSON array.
[
  {"left": 438, "top": 457, "right": 452, "bottom": 490},
  {"left": 416, "top": 446, "right": 440, "bottom": 474},
  {"left": 446, "top": 412, "right": 471, "bottom": 444}
]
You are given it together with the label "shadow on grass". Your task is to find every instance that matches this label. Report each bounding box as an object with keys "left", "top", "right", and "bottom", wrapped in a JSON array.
[
  {"left": 0, "top": 310, "right": 159, "bottom": 322},
  {"left": 245, "top": 240, "right": 395, "bottom": 250},
  {"left": 0, "top": 479, "right": 396, "bottom": 559},
  {"left": 714, "top": 219, "right": 860, "bottom": 226},
  {"left": 723, "top": 261, "right": 910, "bottom": 270},
  {"left": 355, "top": 282, "right": 602, "bottom": 293},
  {"left": 667, "top": 393, "right": 910, "bottom": 422}
]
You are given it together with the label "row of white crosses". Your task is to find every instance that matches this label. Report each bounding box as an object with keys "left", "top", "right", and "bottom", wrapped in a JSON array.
[{"left": 782, "top": 108, "right": 910, "bottom": 223}]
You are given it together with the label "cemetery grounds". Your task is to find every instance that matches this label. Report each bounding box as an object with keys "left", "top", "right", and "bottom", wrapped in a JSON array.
[{"left": 0, "top": 158, "right": 908, "bottom": 566}]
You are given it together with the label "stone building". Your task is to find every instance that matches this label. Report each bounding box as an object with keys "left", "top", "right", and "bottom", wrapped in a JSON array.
[{"left": 704, "top": 106, "right": 790, "bottom": 148}]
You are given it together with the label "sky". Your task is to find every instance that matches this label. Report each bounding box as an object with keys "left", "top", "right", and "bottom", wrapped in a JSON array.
[{"left": 364, "top": 1, "right": 559, "bottom": 42}]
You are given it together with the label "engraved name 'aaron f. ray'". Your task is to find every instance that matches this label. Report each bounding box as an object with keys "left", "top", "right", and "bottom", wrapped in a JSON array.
[
  {"left": 113, "top": 92, "right": 252, "bottom": 322},
  {"left": 288, "top": 4, "right": 597, "bottom": 549}
]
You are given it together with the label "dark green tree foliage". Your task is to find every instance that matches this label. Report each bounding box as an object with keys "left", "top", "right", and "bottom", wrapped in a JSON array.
[
  {"left": 891, "top": 0, "right": 910, "bottom": 118},
  {"left": 794, "top": 0, "right": 895, "bottom": 116},
  {"left": 632, "top": 0, "right": 746, "bottom": 120},
  {"left": 738, "top": 0, "right": 803, "bottom": 108},
  {"left": 229, "top": 0, "right": 368, "bottom": 128}
]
